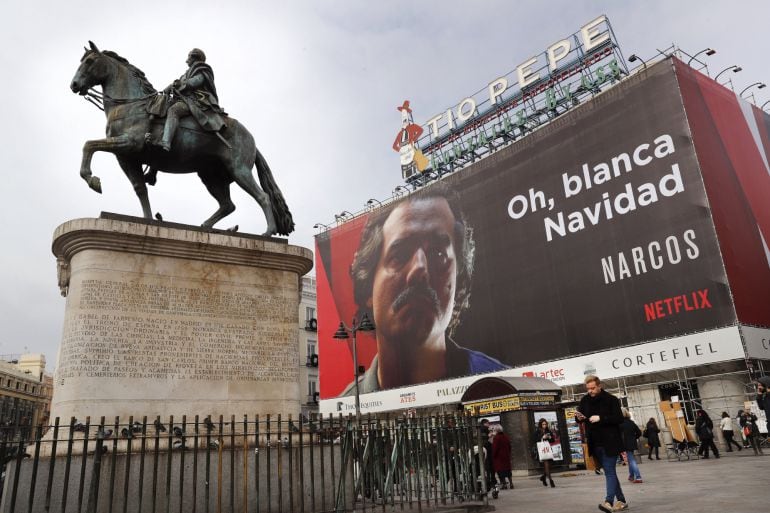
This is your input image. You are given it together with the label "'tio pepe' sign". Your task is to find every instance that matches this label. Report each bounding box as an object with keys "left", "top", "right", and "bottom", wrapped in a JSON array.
[{"left": 414, "top": 15, "right": 626, "bottom": 178}]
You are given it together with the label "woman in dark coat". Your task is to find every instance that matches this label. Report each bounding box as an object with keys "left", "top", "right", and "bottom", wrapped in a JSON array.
[
  {"left": 644, "top": 418, "right": 661, "bottom": 460},
  {"left": 491, "top": 425, "right": 513, "bottom": 489},
  {"left": 620, "top": 409, "right": 642, "bottom": 482},
  {"left": 532, "top": 418, "right": 556, "bottom": 488},
  {"left": 695, "top": 409, "right": 719, "bottom": 459}
]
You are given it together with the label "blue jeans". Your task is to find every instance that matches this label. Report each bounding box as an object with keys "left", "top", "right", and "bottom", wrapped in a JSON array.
[
  {"left": 596, "top": 447, "right": 626, "bottom": 504},
  {"left": 626, "top": 451, "right": 641, "bottom": 480}
]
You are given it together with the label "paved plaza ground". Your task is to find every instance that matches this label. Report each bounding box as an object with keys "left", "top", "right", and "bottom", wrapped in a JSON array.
[{"left": 438, "top": 449, "right": 767, "bottom": 513}]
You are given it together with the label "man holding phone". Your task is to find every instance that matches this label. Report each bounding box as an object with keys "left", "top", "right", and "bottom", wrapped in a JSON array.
[{"left": 576, "top": 375, "right": 627, "bottom": 512}]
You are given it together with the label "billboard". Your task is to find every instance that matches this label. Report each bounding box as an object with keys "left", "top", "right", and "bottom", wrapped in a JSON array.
[
  {"left": 674, "top": 59, "right": 770, "bottom": 328},
  {"left": 317, "top": 59, "right": 742, "bottom": 411}
]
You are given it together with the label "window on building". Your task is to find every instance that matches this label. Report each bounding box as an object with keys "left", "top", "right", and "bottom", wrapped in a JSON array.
[
  {"left": 5, "top": 379, "right": 9, "bottom": 387},
  {"left": 24, "top": 384, "right": 28, "bottom": 392},
  {"left": 307, "top": 340, "right": 316, "bottom": 357},
  {"left": 308, "top": 380, "right": 317, "bottom": 396},
  {"left": 306, "top": 307, "right": 315, "bottom": 322},
  {"left": 16, "top": 382, "right": 19, "bottom": 390},
  {"left": 32, "top": 386, "right": 36, "bottom": 394}
]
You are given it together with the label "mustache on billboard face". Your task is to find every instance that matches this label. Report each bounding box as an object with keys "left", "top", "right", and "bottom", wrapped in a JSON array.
[{"left": 392, "top": 285, "right": 440, "bottom": 314}]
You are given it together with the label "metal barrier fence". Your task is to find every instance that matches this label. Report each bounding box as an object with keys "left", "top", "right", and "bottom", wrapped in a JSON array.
[{"left": 0, "top": 413, "right": 489, "bottom": 513}]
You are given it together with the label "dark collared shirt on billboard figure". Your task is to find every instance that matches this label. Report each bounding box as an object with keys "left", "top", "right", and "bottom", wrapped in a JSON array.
[{"left": 339, "top": 338, "right": 508, "bottom": 396}]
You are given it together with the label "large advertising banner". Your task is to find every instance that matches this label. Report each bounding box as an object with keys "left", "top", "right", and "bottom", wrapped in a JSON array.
[
  {"left": 317, "top": 59, "right": 738, "bottom": 408},
  {"left": 674, "top": 59, "right": 770, "bottom": 328}
]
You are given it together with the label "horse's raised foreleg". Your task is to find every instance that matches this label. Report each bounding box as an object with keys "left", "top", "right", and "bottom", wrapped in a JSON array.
[
  {"left": 80, "top": 135, "right": 135, "bottom": 193},
  {"left": 198, "top": 172, "right": 235, "bottom": 228}
]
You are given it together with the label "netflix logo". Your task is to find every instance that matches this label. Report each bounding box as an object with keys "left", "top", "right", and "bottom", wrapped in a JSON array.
[{"left": 644, "top": 288, "right": 712, "bottom": 322}]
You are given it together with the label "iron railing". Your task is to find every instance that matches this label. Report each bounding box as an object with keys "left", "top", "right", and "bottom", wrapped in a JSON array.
[{"left": 0, "top": 413, "right": 489, "bottom": 513}]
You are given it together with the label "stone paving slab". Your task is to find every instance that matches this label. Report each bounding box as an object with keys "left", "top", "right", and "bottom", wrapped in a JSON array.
[{"left": 430, "top": 450, "right": 767, "bottom": 513}]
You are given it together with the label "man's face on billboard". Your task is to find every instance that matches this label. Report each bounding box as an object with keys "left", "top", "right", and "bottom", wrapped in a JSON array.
[{"left": 370, "top": 197, "right": 457, "bottom": 348}]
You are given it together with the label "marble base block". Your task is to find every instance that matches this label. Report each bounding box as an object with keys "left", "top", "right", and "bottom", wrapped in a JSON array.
[{"left": 50, "top": 214, "right": 313, "bottom": 421}]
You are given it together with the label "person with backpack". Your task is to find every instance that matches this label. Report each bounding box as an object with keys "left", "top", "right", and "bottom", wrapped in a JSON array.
[
  {"left": 620, "top": 408, "right": 643, "bottom": 483},
  {"left": 695, "top": 409, "right": 719, "bottom": 459}
]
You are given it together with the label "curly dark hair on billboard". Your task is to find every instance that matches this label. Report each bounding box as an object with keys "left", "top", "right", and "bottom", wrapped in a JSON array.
[{"left": 350, "top": 183, "right": 475, "bottom": 337}]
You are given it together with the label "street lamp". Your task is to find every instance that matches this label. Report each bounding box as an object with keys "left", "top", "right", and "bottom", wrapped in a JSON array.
[
  {"left": 313, "top": 222, "right": 330, "bottom": 231},
  {"left": 761, "top": 100, "right": 770, "bottom": 112},
  {"left": 740, "top": 82, "right": 767, "bottom": 99},
  {"left": 334, "top": 210, "right": 354, "bottom": 222},
  {"left": 687, "top": 48, "right": 716, "bottom": 66},
  {"left": 365, "top": 198, "right": 383, "bottom": 210},
  {"left": 714, "top": 65, "right": 742, "bottom": 83},
  {"left": 628, "top": 54, "right": 648, "bottom": 70},
  {"left": 393, "top": 185, "right": 409, "bottom": 197},
  {"left": 333, "top": 313, "right": 376, "bottom": 423}
]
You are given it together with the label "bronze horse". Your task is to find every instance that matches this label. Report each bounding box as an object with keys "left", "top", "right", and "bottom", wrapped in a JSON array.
[{"left": 70, "top": 42, "right": 293, "bottom": 236}]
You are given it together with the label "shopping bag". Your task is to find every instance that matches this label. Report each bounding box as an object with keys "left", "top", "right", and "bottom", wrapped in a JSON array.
[{"left": 537, "top": 441, "right": 554, "bottom": 461}]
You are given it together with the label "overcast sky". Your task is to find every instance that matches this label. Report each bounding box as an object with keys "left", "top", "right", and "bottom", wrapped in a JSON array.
[{"left": 0, "top": 1, "right": 767, "bottom": 370}]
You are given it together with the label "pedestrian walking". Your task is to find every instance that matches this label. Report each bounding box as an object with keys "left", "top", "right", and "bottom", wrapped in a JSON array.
[
  {"left": 719, "top": 411, "right": 742, "bottom": 452},
  {"left": 480, "top": 420, "right": 495, "bottom": 492},
  {"left": 491, "top": 425, "right": 513, "bottom": 489},
  {"left": 643, "top": 418, "right": 661, "bottom": 460},
  {"left": 756, "top": 377, "right": 770, "bottom": 434},
  {"left": 620, "top": 408, "right": 643, "bottom": 483},
  {"left": 695, "top": 409, "right": 719, "bottom": 459},
  {"left": 739, "top": 410, "right": 764, "bottom": 456},
  {"left": 532, "top": 417, "right": 556, "bottom": 488},
  {"left": 576, "top": 375, "right": 628, "bottom": 512},
  {"left": 736, "top": 410, "right": 750, "bottom": 448}
]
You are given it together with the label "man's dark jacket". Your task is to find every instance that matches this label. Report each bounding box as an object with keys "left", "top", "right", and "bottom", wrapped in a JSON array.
[{"left": 578, "top": 389, "right": 624, "bottom": 457}]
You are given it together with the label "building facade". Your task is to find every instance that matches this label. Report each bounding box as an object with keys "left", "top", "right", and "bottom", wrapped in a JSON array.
[
  {"left": 315, "top": 55, "right": 770, "bottom": 443},
  {"left": 0, "top": 354, "right": 52, "bottom": 438},
  {"left": 299, "top": 275, "right": 319, "bottom": 419}
]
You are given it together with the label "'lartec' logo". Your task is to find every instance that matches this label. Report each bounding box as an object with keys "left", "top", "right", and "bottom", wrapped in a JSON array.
[{"left": 523, "top": 369, "right": 566, "bottom": 382}]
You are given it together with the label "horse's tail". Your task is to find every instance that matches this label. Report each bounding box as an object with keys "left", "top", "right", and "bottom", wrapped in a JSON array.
[{"left": 255, "top": 148, "right": 295, "bottom": 236}]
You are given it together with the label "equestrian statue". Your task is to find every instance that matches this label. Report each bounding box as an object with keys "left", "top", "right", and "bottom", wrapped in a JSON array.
[{"left": 70, "top": 42, "right": 294, "bottom": 236}]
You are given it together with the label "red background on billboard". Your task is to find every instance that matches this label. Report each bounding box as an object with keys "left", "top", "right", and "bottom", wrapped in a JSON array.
[
  {"left": 675, "top": 60, "right": 770, "bottom": 326},
  {"left": 316, "top": 216, "right": 379, "bottom": 397}
]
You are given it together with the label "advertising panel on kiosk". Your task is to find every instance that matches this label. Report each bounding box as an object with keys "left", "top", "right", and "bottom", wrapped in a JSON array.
[{"left": 316, "top": 58, "right": 767, "bottom": 415}]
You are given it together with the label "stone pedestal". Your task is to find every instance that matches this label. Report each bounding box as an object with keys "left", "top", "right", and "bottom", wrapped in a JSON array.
[{"left": 50, "top": 214, "right": 313, "bottom": 421}]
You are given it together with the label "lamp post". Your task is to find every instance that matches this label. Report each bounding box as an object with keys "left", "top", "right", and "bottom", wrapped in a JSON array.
[
  {"left": 628, "top": 54, "right": 647, "bottom": 69},
  {"left": 333, "top": 313, "right": 376, "bottom": 423},
  {"left": 714, "top": 65, "right": 742, "bottom": 83},
  {"left": 313, "top": 222, "right": 330, "bottom": 231},
  {"left": 686, "top": 47, "right": 716, "bottom": 66},
  {"left": 761, "top": 100, "right": 770, "bottom": 112},
  {"left": 366, "top": 198, "right": 383, "bottom": 210},
  {"left": 334, "top": 210, "right": 354, "bottom": 223},
  {"left": 740, "top": 82, "right": 767, "bottom": 100},
  {"left": 393, "top": 185, "right": 410, "bottom": 197}
]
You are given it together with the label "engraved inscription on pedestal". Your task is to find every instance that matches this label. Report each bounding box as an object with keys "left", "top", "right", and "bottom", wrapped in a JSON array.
[
  {"left": 59, "top": 280, "right": 299, "bottom": 383},
  {"left": 51, "top": 217, "right": 313, "bottom": 420}
]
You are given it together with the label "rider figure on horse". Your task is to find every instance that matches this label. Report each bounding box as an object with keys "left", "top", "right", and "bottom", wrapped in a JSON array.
[{"left": 150, "top": 48, "right": 227, "bottom": 152}]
